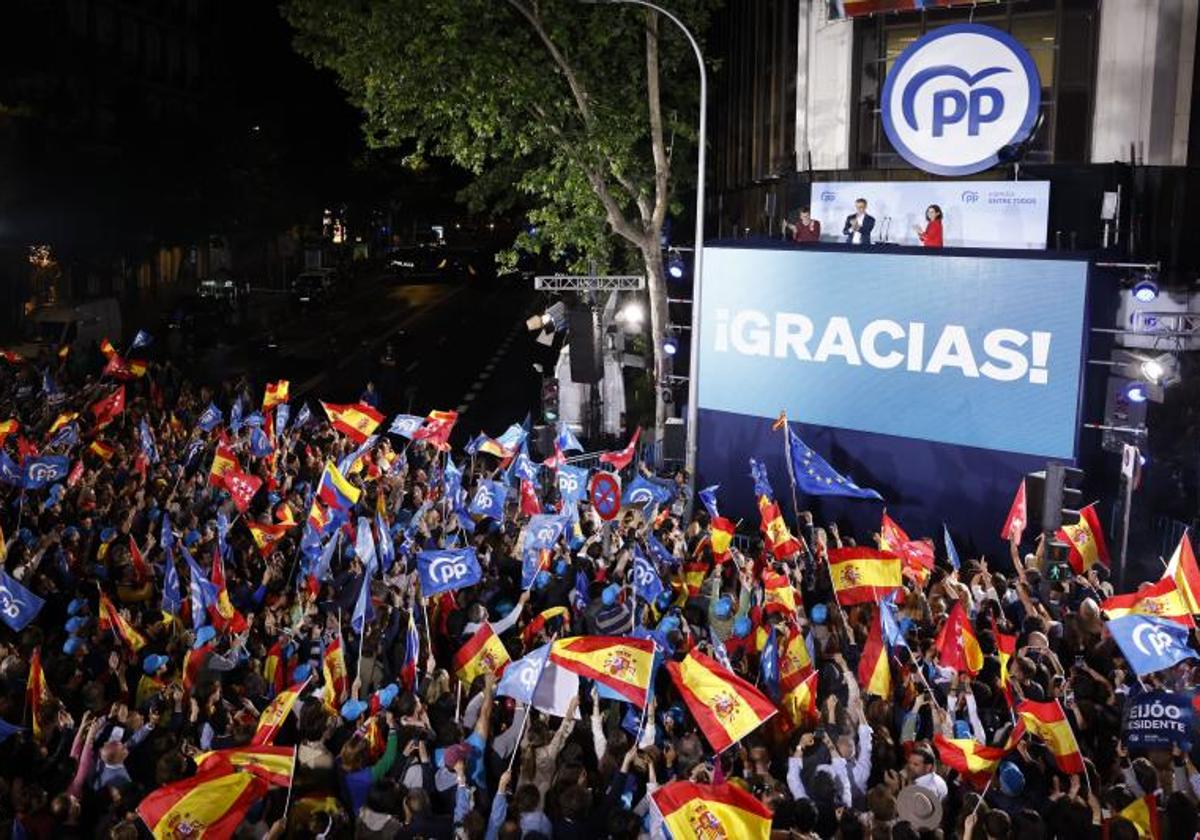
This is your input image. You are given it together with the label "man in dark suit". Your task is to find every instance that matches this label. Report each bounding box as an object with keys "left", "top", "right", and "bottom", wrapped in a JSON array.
[{"left": 842, "top": 198, "right": 875, "bottom": 245}]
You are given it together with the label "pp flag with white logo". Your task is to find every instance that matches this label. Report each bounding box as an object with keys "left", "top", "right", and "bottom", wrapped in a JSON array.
[
  {"left": 468, "top": 480, "right": 507, "bottom": 521},
  {"left": 417, "top": 548, "right": 482, "bottom": 596},
  {"left": 21, "top": 455, "right": 69, "bottom": 490},
  {"left": 523, "top": 514, "right": 567, "bottom": 552},
  {"left": 556, "top": 464, "right": 589, "bottom": 504},
  {"left": 1106, "top": 614, "right": 1196, "bottom": 677},
  {"left": 497, "top": 643, "right": 580, "bottom": 718},
  {"left": 631, "top": 549, "right": 664, "bottom": 603},
  {"left": 496, "top": 643, "right": 552, "bottom": 705},
  {"left": 622, "top": 475, "right": 674, "bottom": 511},
  {"left": 388, "top": 414, "right": 424, "bottom": 439},
  {"left": 0, "top": 568, "right": 45, "bottom": 631}
]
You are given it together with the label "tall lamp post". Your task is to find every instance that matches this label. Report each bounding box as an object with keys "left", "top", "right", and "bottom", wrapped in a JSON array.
[{"left": 584, "top": 0, "right": 706, "bottom": 487}]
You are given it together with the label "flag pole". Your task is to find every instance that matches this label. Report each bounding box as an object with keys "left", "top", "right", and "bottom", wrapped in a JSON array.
[
  {"left": 632, "top": 640, "right": 657, "bottom": 749},
  {"left": 281, "top": 744, "right": 299, "bottom": 821},
  {"left": 780, "top": 412, "right": 806, "bottom": 541},
  {"left": 505, "top": 633, "right": 558, "bottom": 774}
]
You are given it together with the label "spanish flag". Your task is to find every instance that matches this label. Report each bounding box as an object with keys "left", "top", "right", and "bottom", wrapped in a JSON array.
[
  {"left": 263, "top": 379, "right": 289, "bottom": 410},
  {"left": 128, "top": 536, "right": 150, "bottom": 583},
  {"left": 778, "top": 624, "right": 813, "bottom": 682},
  {"left": 317, "top": 461, "right": 361, "bottom": 509},
  {"left": 551, "top": 636, "right": 655, "bottom": 707},
  {"left": 522, "top": 606, "right": 571, "bottom": 646},
  {"left": 1057, "top": 503, "right": 1110, "bottom": 574},
  {"left": 933, "top": 721, "right": 1025, "bottom": 787},
  {"left": 98, "top": 591, "right": 146, "bottom": 652},
  {"left": 0, "top": 419, "right": 18, "bottom": 440},
  {"left": 99, "top": 337, "right": 117, "bottom": 358},
  {"left": 454, "top": 623, "right": 511, "bottom": 687},
  {"left": 26, "top": 648, "right": 53, "bottom": 741},
  {"left": 1102, "top": 576, "right": 1195, "bottom": 627},
  {"left": 320, "top": 400, "right": 383, "bottom": 444},
  {"left": 994, "top": 619, "right": 1017, "bottom": 705},
  {"left": 48, "top": 412, "right": 78, "bottom": 436},
  {"left": 262, "top": 639, "right": 287, "bottom": 697},
  {"left": 828, "top": 547, "right": 902, "bottom": 606},
  {"left": 681, "top": 560, "right": 708, "bottom": 598},
  {"left": 762, "top": 571, "right": 798, "bottom": 616},
  {"left": 322, "top": 632, "right": 348, "bottom": 714},
  {"left": 1162, "top": 532, "right": 1200, "bottom": 615},
  {"left": 1017, "top": 699, "right": 1085, "bottom": 774},
  {"left": 208, "top": 551, "right": 248, "bottom": 634},
  {"left": 651, "top": 781, "right": 772, "bottom": 840},
  {"left": 779, "top": 669, "right": 818, "bottom": 731},
  {"left": 666, "top": 649, "right": 776, "bottom": 751},
  {"left": 857, "top": 607, "right": 891, "bottom": 698},
  {"left": 137, "top": 760, "right": 268, "bottom": 839},
  {"left": 246, "top": 521, "right": 294, "bottom": 557},
  {"left": 936, "top": 602, "right": 982, "bottom": 676},
  {"left": 196, "top": 745, "right": 295, "bottom": 787},
  {"left": 880, "top": 512, "right": 934, "bottom": 586},
  {"left": 758, "top": 496, "right": 801, "bottom": 558},
  {"left": 710, "top": 516, "right": 735, "bottom": 562},
  {"left": 89, "top": 439, "right": 115, "bottom": 461},
  {"left": 307, "top": 499, "right": 333, "bottom": 534},
  {"left": 208, "top": 443, "right": 238, "bottom": 487},
  {"left": 1110, "top": 792, "right": 1160, "bottom": 839}
]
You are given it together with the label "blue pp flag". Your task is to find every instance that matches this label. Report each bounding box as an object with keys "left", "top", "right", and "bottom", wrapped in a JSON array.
[
  {"left": 351, "top": 574, "right": 375, "bottom": 635},
  {"left": 786, "top": 427, "right": 882, "bottom": 500},
  {"left": 243, "top": 411, "right": 264, "bottom": 428},
  {"left": 749, "top": 458, "right": 773, "bottom": 500},
  {"left": 521, "top": 547, "right": 546, "bottom": 589},
  {"left": 162, "top": 556, "right": 182, "bottom": 618},
  {"left": 880, "top": 596, "right": 908, "bottom": 649},
  {"left": 47, "top": 423, "right": 78, "bottom": 450},
  {"left": 249, "top": 427, "right": 272, "bottom": 458},
  {"left": 497, "top": 643, "right": 552, "bottom": 705},
  {"left": 646, "top": 532, "right": 676, "bottom": 568},
  {"left": 139, "top": 419, "right": 159, "bottom": 464},
  {"left": 21, "top": 456, "right": 69, "bottom": 489},
  {"left": 524, "top": 514, "right": 567, "bottom": 551},
  {"left": 417, "top": 548, "right": 482, "bottom": 596},
  {"left": 293, "top": 403, "right": 312, "bottom": 429},
  {"left": 760, "top": 625, "right": 781, "bottom": 702},
  {"left": 943, "top": 524, "right": 961, "bottom": 571},
  {"left": 698, "top": 485, "right": 720, "bottom": 519},
  {"left": 631, "top": 548, "right": 664, "bottom": 602},
  {"left": 311, "top": 532, "right": 339, "bottom": 582},
  {"left": 230, "top": 399, "right": 244, "bottom": 434},
  {"left": 494, "top": 423, "right": 527, "bottom": 452},
  {"left": 41, "top": 483, "right": 64, "bottom": 512},
  {"left": 622, "top": 475, "right": 674, "bottom": 511},
  {"left": 197, "top": 403, "right": 223, "bottom": 432},
  {"left": 0, "top": 719, "right": 23, "bottom": 743},
  {"left": 556, "top": 464, "right": 589, "bottom": 503},
  {"left": 1107, "top": 614, "right": 1197, "bottom": 677},
  {"left": 507, "top": 441, "right": 541, "bottom": 486},
  {"left": 0, "top": 452, "right": 19, "bottom": 488},
  {"left": 355, "top": 516, "right": 378, "bottom": 573},
  {"left": 388, "top": 414, "right": 424, "bottom": 439},
  {"left": 444, "top": 459, "right": 463, "bottom": 501},
  {"left": 0, "top": 568, "right": 44, "bottom": 631},
  {"left": 161, "top": 513, "right": 175, "bottom": 551},
  {"left": 468, "top": 480, "right": 507, "bottom": 520},
  {"left": 181, "top": 545, "right": 218, "bottom": 630},
  {"left": 556, "top": 421, "right": 584, "bottom": 453},
  {"left": 130, "top": 329, "right": 153, "bottom": 350},
  {"left": 275, "top": 403, "right": 290, "bottom": 437}
]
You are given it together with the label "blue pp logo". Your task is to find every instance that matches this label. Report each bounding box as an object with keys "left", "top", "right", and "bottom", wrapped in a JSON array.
[
  {"left": 961, "top": 191, "right": 979, "bottom": 204},
  {"left": 882, "top": 24, "right": 1040, "bottom": 176},
  {"left": 819, "top": 191, "right": 836, "bottom": 202}
]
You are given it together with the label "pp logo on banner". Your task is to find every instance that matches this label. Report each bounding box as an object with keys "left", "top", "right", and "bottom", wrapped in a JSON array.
[{"left": 882, "top": 24, "right": 1041, "bottom": 176}]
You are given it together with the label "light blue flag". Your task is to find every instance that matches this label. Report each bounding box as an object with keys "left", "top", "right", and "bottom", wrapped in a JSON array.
[
  {"left": 351, "top": 573, "right": 375, "bottom": 635},
  {"left": 376, "top": 511, "right": 395, "bottom": 570},
  {"left": 0, "top": 451, "right": 22, "bottom": 487},
  {"left": 162, "top": 557, "right": 182, "bottom": 618},
  {"left": 879, "top": 596, "right": 908, "bottom": 649},
  {"left": 1107, "top": 614, "right": 1197, "bottom": 676},
  {"left": 760, "top": 625, "right": 781, "bottom": 702},
  {"left": 311, "top": 532, "right": 339, "bottom": 582},
  {"left": 497, "top": 643, "right": 553, "bottom": 705},
  {"left": 507, "top": 440, "right": 540, "bottom": 485},
  {"left": 197, "top": 403, "right": 223, "bottom": 432},
  {"left": 630, "top": 548, "right": 664, "bottom": 602},
  {"left": 556, "top": 464, "right": 589, "bottom": 503},
  {"left": 181, "top": 545, "right": 217, "bottom": 630},
  {"left": 355, "top": 516, "right": 377, "bottom": 573},
  {"left": 698, "top": 485, "right": 720, "bottom": 519},
  {"left": 622, "top": 475, "right": 674, "bottom": 511},
  {"left": 230, "top": 398, "right": 244, "bottom": 434},
  {"left": 749, "top": 458, "right": 773, "bottom": 499},
  {"left": 521, "top": 546, "right": 546, "bottom": 589},
  {"left": 294, "top": 403, "right": 312, "bottom": 429},
  {"left": 388, "top": 414, "right": 424, "bottom": 439},
  {"left": 417, "top": 548, "right": 482, "bottom": 596},
  {"left": 556, "top": 421, "right": 584, "bottom": 453},
  {"left": 338, "top": 435, "right": 378, "bottom": 475},
  {"left": 275, "top": 403, "right": 290, "bottom": 437},
  {"left": 130, "top": 329, "right": 153, "bottom": 350},
  {"left": 646, "top": 532, "right": 676, "bottom": 568},
  {"left": 0, "top": 719, "right": 23, "bottom": 743},
  {"left": 943, "top": 524, "right": 961, "bottom": 571},
  {"left": 524, "top": 514, "right": 567, "bottom": 551},
  {"left": 161, "top": 513, "right": 175, "bottom": 551},
  {"left": 444, "top": 459, "right": 463, "bottom": 502},
  {"left": 494, "top": 423, "right": 526, "bottom": 452},
  {"left": 0, "top": 568, "right": 44, "bottom": 631},
  {"left": 468, "top": 480, "right": 507, "bottom": 520}
]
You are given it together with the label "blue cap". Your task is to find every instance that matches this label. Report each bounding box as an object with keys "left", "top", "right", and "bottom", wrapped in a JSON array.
[
  {"left": 194, "top": 625, "right": 216, "bottom": 648},
  {"left": 341, "top": 698, "right": 368, "bottom": 722},
  {"left": 714, "top": 595, "right": 734, "bottom": 620},
  {"left": 555, "top": 560, "right": 569, "bottom": 576},
  {"left": 63, "top": 637, "right": 86, "bottom": 655},
  {"left": 954, "top": 720, "right": 972, "bottom": 739},
  {"left": 67, "top": 598, "right": 88, "bottom": 616},
  {"left": 664, "top": 704, "right": 686, "bottom": 727},
  {"left": 998, "top": 761, "right": 1025, "bottom": 796},
  {"left": 376, "top": 684, "right": 400, "bottom": 709},
  {"left": 143, "top": 654, "right": 169, "bottom": 675},
  {"left": 535, "top": 571, "right": 551, "bottom": 590},
  {"left": 810, "top": 604, "right": 828, "bottom": 625},
  {"left": 733, "top": 616, "right": 752, "bottom": 638},
  {"left": 65, "top": 616, "right": 90, "bottom": 634},
  {"left": 659, "top": 615, "right": 681, "bottom": 634},
  {"left": 99, "top": 527, "right": 117, "bottom": 543},
  {"left": 602, "top": 585, "right": 620, "bottom": 607},
  {"left": 390, "top": 523, "right": 404, "bottom": 537},
  {"left": 183, "top": 530, "right": 201, "bottom": 547},
  {"left": 293, "top": 663, "right": 313, "bottom": 683},
  {"left": 655, "top": 591, "right": 673, "bottom": 612},
  {"left": 62, "top": 526, "right": 79, "bottom": 540},
  {"left": 17, "top": 528, "right": 34, "bottom": 545}
]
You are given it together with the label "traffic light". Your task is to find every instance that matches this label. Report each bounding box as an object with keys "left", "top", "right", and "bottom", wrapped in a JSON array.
[
  {"left": 540, "top": 377, "right": 560, "bottom": 423},
  {"left": 1041, "top": 462, "right": 1084, "bottom": 533}
]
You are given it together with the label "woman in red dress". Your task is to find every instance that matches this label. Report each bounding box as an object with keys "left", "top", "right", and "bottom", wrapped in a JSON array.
[{"left": 915, "top": 204, "right": 943, "bottom": 248}]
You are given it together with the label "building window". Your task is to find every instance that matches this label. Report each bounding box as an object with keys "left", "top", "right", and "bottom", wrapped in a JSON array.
[{"left": 851, "top": 0, "right": 1098, "bottom": 170}]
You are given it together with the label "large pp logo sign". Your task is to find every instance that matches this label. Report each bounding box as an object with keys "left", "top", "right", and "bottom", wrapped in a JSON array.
[
  {"left": 882, "top": 24, "right": 1040, "bottom": 176},
  {"left": 429, "top": 554, "right": 469, "bottom": 585}
]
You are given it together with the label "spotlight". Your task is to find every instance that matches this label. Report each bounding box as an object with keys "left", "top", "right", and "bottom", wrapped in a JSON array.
[
  {"left": 1141, "top": 357, "right": 1166, "bottom": 383},
  {"left": 663, "top": 335, "right": 678, "bottom": 355},
  {"left": 1137, "top": 352, "right": 1181, "bottom": 388},
  {"left": 1131, "top": 272, "right": 1158, "bottom": 303},
  {"left": 667, "top": 254, "right": 685, "bottom": 279},
  {"left": 1123, "top": 381, "right": 1149, "bottom": 403},
  {"left": 618, "top": 301, "right": 645, "bottom": 326}
]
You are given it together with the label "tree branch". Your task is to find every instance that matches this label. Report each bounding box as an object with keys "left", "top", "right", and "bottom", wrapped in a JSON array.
[
  {"left": 643, "top": 9, "right": 671, "bottom": 229},
  {"left": 505, "top": 0, "right": 595, "bottom": 129}
]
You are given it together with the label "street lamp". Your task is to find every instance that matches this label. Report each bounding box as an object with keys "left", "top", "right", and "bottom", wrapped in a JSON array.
[{"left": 582, "top": 0, "right": 707, "bottom": 488}]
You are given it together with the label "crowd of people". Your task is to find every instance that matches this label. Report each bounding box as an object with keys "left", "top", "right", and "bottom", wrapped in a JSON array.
[{"left": 0, "top": 337, "right": 1195, "bottom": 840}]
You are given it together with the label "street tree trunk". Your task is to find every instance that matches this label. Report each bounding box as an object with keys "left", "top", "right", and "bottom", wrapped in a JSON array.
[{"left": 641, "top": 244, "right": 669, "bottom": 443}]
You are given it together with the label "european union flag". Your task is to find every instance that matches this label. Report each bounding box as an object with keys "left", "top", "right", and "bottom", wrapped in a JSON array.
[
  {"left": 622, "top": 475, "right": 674, "bottom": 511},
  {"left": 0, "top": 568, "right": 44, "bottom": 631},
  {"left": 21, "top": 456, "right": 69, "bottom": 490},
  {"left": 417, "top": 548, "right": 482, "bottom": 596},
  {"left": 760, "top": 625, "right": 781, "bottom": 702},
  {"left": 468, "top": 480, "right": 507, "bottom": 520},
  {"left": 943, "top": 524, "right": 961, "bottom": 571},
  {"left": 786, "top": 428, "right": 882, "bottom": 501},
  {"left": 198, "top": 403, "right": 223, "bottom": 432},
  {"left": 1107, "top": 614, "right": 1196, "bottom": 677},
  {"left": 749, "top": 458, "right": 773, "bottom": 499},
  {"left": 631, "top": 548, "right": 664, "bottom": 602}
]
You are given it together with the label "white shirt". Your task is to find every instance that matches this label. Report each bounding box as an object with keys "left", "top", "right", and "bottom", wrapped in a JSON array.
[
  {"left": 852, "top": 212, "right": 865, "bottom": 244},
  {"left": 914, "top": 769, "right": 949, "bottom": 800}
]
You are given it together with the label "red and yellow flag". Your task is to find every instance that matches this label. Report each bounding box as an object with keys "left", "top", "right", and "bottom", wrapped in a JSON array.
[
  {"left": 320, "top": 401, "right": 384, "bottom": 444},
  {"left": 1102, "top": 576, "right": 1195, "bottom": 627},
  {"left": 936, "top": 602, "right": 982, "bottom": 676},
  {"left": 1057, "top": 503, "right": 1111, "bottom": 574},
  {"left": 137, "top": 760, "right": 269, "bottom": 839},
  {"left": 1163, "top": 532, "right": 1200, "bottom": 615},
  {"left": 208, "top": 443, "right": 238, "bottom": 487},
  {"left": 828, "top": 547, "right": 902, "bottom": 605},
  {"left": 411, "top": 409, "right": 459, "bottom": 452},
  {"left": 780, "top": 669, "right": 818, "bottom": 731},
  {"left": 196, "top": 745, "right": 295, "bottom": 787},
  {"left": 994, "top": 619, "right": 1017, "bottom": 706},
  {"left": 778, "top": 624, "right": 813, "bottom": 683},
  {"left": 246, "top": 521, "right": 294, "bottom": 557},
  {"left": 857, "top": 608, "right": 891, "bottom": 698},
  {"left": 551, "top": 636, "right": 655, "bottom": 707},
  {"left": 26, "top": 648, "right": 53, "bottom": 741},
  {"left": 651, "top": 781, "right": 772, "bottom": 840},
  {"left": 263, "top": 380, "right": 289, "bottom": 410},
  {"left": 880, "top": 512, "right": 934, "bottom": 586},
  {"left": 1110, "top": 792, "right": 1160, "bottom": 839},
  {"left": 666, "top": 649, "right": 776, "bottom": 752},
  {"left": 1017, "top": 699, "right": 1085, "bottom": 774},
  {"left": 89, "top": 439, "right": 115, "bottom": 461},
  {"left": 322, "top": 632, "right": 348, "bottom": 715},
  {"left": 0, "top": 419, "right": 19, "bottom": 440},
  {"left": 208, "top": 551, "right": 248, "bottom": 634},
  {"left": 98, "top": 591, "right": 146, "bottom": 652},
  {"left": 710, "top": 516, "right": 735, "bottom": 562},
  {"left": 99, "top": 338, "right": 117, "bottom": 358},
  {"left": 758, "top": 496, "right": 801, "bottom": 558},
  {"left": 681, "top": 560, "right": 707, "bottom": 598},
  {"left": 762, "top": 571, "right": 798, "bottom": 616},
  {"left": 454, "top": 623, "right": 511, "bottom": 687},
  {"left": 48, "top": 412, "right": 78, "bottom": 436},
  {"left": 128, "top": 536, "right": 150, "bottom": 583},
  {"left": 933, "top": 721, "right": 1025, "bottom": 788}
]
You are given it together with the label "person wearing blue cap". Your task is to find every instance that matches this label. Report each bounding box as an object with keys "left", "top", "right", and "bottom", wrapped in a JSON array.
[
  {"left": 338, "top": 709, "right": 400, "bottom": 813},
  {"left": 584, "top": 583, "right": 631, "bottom": 635},
  {"left": 707, "top": 578, "right": 751, "bottom": 642}
]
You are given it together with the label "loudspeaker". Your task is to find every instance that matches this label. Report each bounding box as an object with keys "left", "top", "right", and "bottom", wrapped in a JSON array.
[
  {"left": 568, "top": 307, "right": 600, "bottom": 383},
  {"left": 663, "top": 418, "right": 685, "bottom": 462}
]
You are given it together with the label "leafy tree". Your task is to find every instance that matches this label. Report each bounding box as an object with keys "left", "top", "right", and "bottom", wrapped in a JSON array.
[{"left": 283, "top": 0, "right": 713, "bottom": 438}]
